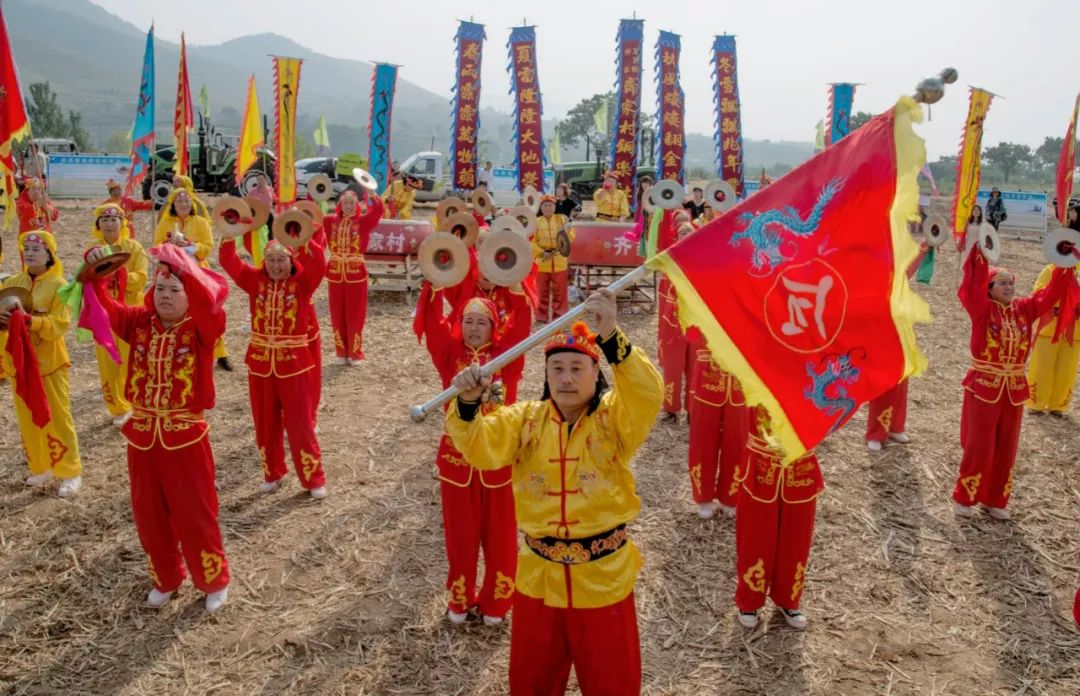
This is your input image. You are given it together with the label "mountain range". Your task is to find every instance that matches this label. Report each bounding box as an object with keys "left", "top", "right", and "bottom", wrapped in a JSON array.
[{"left": 7, "top": 0, "right": 814, "bottom": 171}]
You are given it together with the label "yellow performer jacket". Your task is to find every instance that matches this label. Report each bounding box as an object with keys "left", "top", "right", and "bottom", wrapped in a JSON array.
[
  {"left": 447, "top": 329, "right": 663, "bottom": 609},
  {"left": 1032, "top": 264, "right": 1080, "bottom": 341},
  {"left": 382, "top": 180, "right": 415, "bottom": 220},
  {"left": 531, "top": 214, "right": 574, "bottom": 274},
  {"left": 153, "top": 215, "right": 214, "bottom": 268},
  {"left": 1, "top": 269, "right": 71, "bottom": 378},
  {"left": 593, "top": 188, "right": 629, "bottom": 220}
]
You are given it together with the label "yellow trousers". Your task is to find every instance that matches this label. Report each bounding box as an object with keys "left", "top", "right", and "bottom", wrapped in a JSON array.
[
  {"left": 95, "top": 338, "right": 132, "bottom": 416},
  {"left": 214, "top": 336, "right": 228, "bottom": 360},
  {"left": 12, "top": 368, "right": 82, "bottom": 478},
  {"left": 1027, "top": 333, "right": 1080, "bottom": 412}
]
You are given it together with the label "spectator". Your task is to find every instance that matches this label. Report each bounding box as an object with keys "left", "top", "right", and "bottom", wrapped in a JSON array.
[
  {"left": 554, "top": 183, "right": 580, "bottom": 218},
  {"left": 477, "top": 161, "right": 494, "bottom": 189},
  {"left": 683, "top": 186, "right": 707, "bottom": 220},
  {"left": 986, "top": 188, "right": 1007, "bottom": 230}
]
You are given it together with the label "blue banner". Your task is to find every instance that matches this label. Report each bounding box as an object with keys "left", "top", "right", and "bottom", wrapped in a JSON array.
[
  {"left": 368, "top": 63, "right": 398, "bottom": 193},
  {"left": 125, "top": 25, "right": 154, "bottom": 197},
  {"left": 827, "top": 83, "right": 855, "bottom": 146}
]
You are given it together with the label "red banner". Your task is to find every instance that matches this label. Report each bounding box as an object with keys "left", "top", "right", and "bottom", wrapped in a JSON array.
[
  {"left": 610, "top": 19, "right": 644, "bottom": 202},
  {"left": 712, "top": 35, "right": 744, "bottom": 198},
  {"left": 649, "top": 97, "right": 930, "bottom": 461},
  {"left": 451, "top": 21, "right": 485, "bottom": 190},
  {"left": 508, "top": 26, "right": 544, "bottom": 193},
  {"left": 174, "top": 33, "right": 194, "bottom": 177},
  {"left": 567, "top": 221, "right": 643, "bottom": 267},
  {"left": 1057, "top": 93, "right": 1079, "bottom": 226},
  {"left": 656, "top": 31, "right": 684, "bottom": 184}
]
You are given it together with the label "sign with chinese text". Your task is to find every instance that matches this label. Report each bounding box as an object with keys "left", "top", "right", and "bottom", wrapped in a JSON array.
[
  {"left": 272, "top": 55, "right": 303, "bottom": 204},
  {"left": 711, "top": 35, "right": 744, "bottom": 198},
  {"left": 610, "top": 19, "right": 644, "bottom": 204},
  {"left": 508, "top": 26, "right": 545, "bottom": 193},
  {"left": 450, "top": 21, "right": 485, "bottom": 190},
  {"left": 655, "top": 31, "right": 684, "bottom": 184},
  {"left": 567, "top": 221, "right": 644, "bottom": 267},
  {"left": 951, "top": 87, "right": 993, "bottom": 247}
]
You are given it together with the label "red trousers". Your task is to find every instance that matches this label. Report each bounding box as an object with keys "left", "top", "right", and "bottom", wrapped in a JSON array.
[
  {"left": 509, "top": 592, "right": 641, "bottom": 696},
  {"left": 660, "top": 336, "right": 692, "bottom": 414},
  {"left": 687, "top": 400, "right": 748, "bottom": 506},
  {"left": 866, "top": 380, "right": 909, "bottom": 442},
  {"left": 308, "top": 329, "right": 322, "bottom": 422},
  {"left": 129, "top": 437, "right": 230, "bottom": 593},
  {"left": 953, "top": 390, "right": 1023, "bottom": 508},
  {"left": 328, "top": 279, "right": 367, "bottom": 360},
  {"left": 439, "top": 442, "right": 517, "bottom": 618},
  {"left": 735, "top": 493, "right": 816, "bottom": 612},
  {"left": 537, "top": 270, "right": 569, "bottom": 322},
  {"left": 248, "top": 371, "right": 326, "bottom": 489}
]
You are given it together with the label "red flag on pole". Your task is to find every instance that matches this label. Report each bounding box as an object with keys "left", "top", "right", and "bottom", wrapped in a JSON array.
[
  {"left": 1056, "top": 93, "right": 1079, "bottom": 226},
  {"left": 647, "top": 96, "right": 931, "bottom": 461},
  {"left": 174, "top": 33, "right": 194, "bottom": 177},
  {"left": 0, "top": 2, "right": 30, "bottom": 228}
]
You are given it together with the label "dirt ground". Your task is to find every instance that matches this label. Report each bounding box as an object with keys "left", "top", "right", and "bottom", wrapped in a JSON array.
[{"left": 1, "top": 199, "right": 1079, "bottom": 696}]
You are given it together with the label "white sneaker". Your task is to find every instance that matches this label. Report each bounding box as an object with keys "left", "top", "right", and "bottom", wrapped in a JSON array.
[
  {"left": 888, "top": 432, "right": 911, "bottom": 444},
  {"left": 781, "top": 608, "right": 808, "bottom": 630},
  {"left": 205, "top": 587, "right": 228, "bottom": 613},
  {"left": 718, "top": 504, "right": 736, "bottom": 520},
  {"left": 309, "top": 486, "right": 327, "bottom": 499},
  {"left": 113, "top": 411, "right": 133, "bottom": 427},
  {"left": 482, "top": 615, "right": 503, "bottom": 626},
  {"left": 866, "top": 440, "right": 883, "bottom": 452},
  {"left": 259, "top": 479, "right": 281, "bottom": 494},
  {"left": 314, "top": 423, "right": 320, "bottom": 435},
  {"left": 335, "top": 356, "right": 349, "bottom": 366},
  {"left": 953, "top": 501, "right": 976, "bottom": 518},
  {"left": 57, "top": 476, "right": 82, "bottom": 498},
  {"left": 24, "top": 471, "right": 54, "bottom": 487},
  {"left": 697, "top": 502, "right": 715, "bottom": 519},
  {"left": 147, "top": 588, "right": 174, "bottom": 608},
  {"left": 985, "top": 506, "right": 1011, "bottom": 520},
  {"left": 447, "top": 609, "right": 469, "bottom": 625},
  {"left": 738, "top": 611, "right": 759, "bottom": 629}
]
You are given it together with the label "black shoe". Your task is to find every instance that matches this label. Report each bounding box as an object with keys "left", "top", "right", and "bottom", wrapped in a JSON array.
[
  {"left": 216, "top": 357, "right": 233, "bottom": 372},
  {"left": 661, "top": 411, "right": 678, "bottom": 424}
]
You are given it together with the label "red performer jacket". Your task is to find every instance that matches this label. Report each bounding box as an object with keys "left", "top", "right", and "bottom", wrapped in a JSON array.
[
  {"left": 687, "top": 328, "right": 745, "bottom": 408},
  {"left": 96, "top": 248, "right": 228, "bottom": 451},
  {"left": 219, "top": 238, "right": 327, "bottom": 378},
  {"left": 737, "top": 407, "right": 823, "bottom": 505},
  {"left": 321, "top": 196, "right": 384, "bottom": 283},
  {"left": 16, "top": 193, "right": 59, "bottom": 233},
  {"left": 418, "top": 283, "right": 531, "bottom": 486},
  {"left": 958, "top": 248, "right": 1075, "bottom": 405}
]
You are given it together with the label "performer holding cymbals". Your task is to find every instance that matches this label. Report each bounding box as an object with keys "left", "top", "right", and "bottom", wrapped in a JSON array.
[{"left": 531, "top": 195, "right": 573, "bottom": 323}]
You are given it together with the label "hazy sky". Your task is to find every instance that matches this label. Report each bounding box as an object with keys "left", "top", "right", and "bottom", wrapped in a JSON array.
[{"left": 91, "top": 0, "right": 1080, "bottom": 160}]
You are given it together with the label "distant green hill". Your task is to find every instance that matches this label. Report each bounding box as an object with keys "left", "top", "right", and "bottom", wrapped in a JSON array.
[{"left": 8, "top": 0, "right": 813, "bottom": 171}]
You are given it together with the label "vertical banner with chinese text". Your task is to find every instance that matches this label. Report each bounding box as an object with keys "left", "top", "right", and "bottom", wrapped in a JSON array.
[
  {"left": 711, "top": 35, "right": 744, "bottom": 198},
  {"left": 951, "top": 87, "right": 994, "bottom": 247},
  {"left": 655, "top": 30, "right": 685, "bottom": 184},
  {"left": 174, "top": 33, "right": 193, "bottom": 177},
  {"left": 368, "top": 63, "right": 399, "bottom": 193},
  {"left": 272, "top": 55, "right": 302, "bottom": 204},
  {"left": 610, "top": 19, "right": 644, "bottom": 205},
  {"left": 451, "top": 21, "right": 485, "bottom": 190},
  {"left": 1056, "top": 93, "right": 1079, "bottom": 226},
  {"left": 826, "top": 83, "right": 856, "bottom": 147},
  {"left": 508, "top": 26, "right": 544, "bottom": 193}
]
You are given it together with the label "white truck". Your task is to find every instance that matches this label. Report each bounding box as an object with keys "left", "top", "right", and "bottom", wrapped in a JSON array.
[{"left": 398, "top": 151, "right": 555, "bottom": 208}]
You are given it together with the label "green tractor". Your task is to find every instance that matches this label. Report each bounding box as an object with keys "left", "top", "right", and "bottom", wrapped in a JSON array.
[
  {"left": 554, "top": 160, "right": 657, "bottom": 202},
  {"left": 143, "top": 113, "right": 276, "bottom": 207}
]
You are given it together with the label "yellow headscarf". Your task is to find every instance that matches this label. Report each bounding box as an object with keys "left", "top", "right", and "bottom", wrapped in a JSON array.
[
  {"left": 18, "top": 230, "right": 64, "bottom": 279},
  {"left": 164, "top": 181, "right": 210, "bottom": 219},
  {"left": 91, "top": 202, "right": 131, "bottom": 245}
]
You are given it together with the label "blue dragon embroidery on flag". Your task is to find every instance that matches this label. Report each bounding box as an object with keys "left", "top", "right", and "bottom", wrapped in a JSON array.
[
  {"left": 804, "top": 349, "right": 862, "bottom": 433},
  {"left": 729, "top": 177, "right": 845, "bottom": 276}
]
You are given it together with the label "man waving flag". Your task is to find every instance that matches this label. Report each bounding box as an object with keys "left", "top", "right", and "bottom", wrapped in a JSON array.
[{"left": 647, "top": 96, "right": 931, "bottom": 461}]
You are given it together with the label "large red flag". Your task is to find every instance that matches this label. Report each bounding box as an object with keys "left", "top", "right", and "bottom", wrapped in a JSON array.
[
  {"left": 1056, "top": 93, "right": 1079, "bottom": 226},
  {"left": 648, "top": 96, "right": 930, "bottom": 461},
  {"left": 173, "top": 33, "right": 193, "bottom": 177},
  {"left": 0, "top": 3, "right": 30, "bottom": 228}
]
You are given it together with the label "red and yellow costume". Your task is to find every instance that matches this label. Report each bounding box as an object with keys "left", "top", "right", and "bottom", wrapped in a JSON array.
[
  {"left": 103, "top": 179, "right": 153, "bottom": 225},
  {"left": 593, "top": 186, "right": 629, "bottom": 221},
  {"left": 15, "top": 178, "right": 58, "bottom": 233},
  {"left": 381, "top": 178, "right": 415, "bottom": 220},
  {"left": 687, "top": 329, "right": 748, "bottom": 509},
  {"left": 170, "top": 175, "right": 211, "bottom": 219},
  {"left": 953, "top": 249, "right": 1076, "bottom": 509},
  {"left": 735, "top": 407, "right": 823, "bottom": 614},
  {"left": 220, "top": 237, "right": 328, "bottom": 490},
  {"left": 0, "top": 231, "right": 82, "bottom": 480},
  {"left": 88, "top": 203, "right": 149, "bottom": 417},
  {"left": 446, "top": 324, "right": 663, "bottom": 694},
  {"left": 321, "top": 192, "right": 384, "bottom": 360},
  {"left": 418, "top": 285, "right": 530, "bottom": 619},
  {"left": 531, "top": 203, "right": 574, "bottom": 322},
  {"left": 95, "top": 244, "right": 230, "bottom": 595},
  {"left": 1026, "top": 264, "right": 1080, "bottom": 413}
]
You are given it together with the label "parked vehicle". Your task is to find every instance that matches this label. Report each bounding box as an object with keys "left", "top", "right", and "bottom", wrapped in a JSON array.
[
  {"left": 398, "top": 151, "right": 555, "bottom": 207},
  {"left": 295, "top": 157, "right": 352, "bottom": 199},
  {"left": 553, "top": 161, "right": 657, "bottom": 200}
]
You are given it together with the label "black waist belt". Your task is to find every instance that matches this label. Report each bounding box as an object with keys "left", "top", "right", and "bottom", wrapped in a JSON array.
[{"left": 524, "top": 524, "right": 629, "bottom": 565}]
